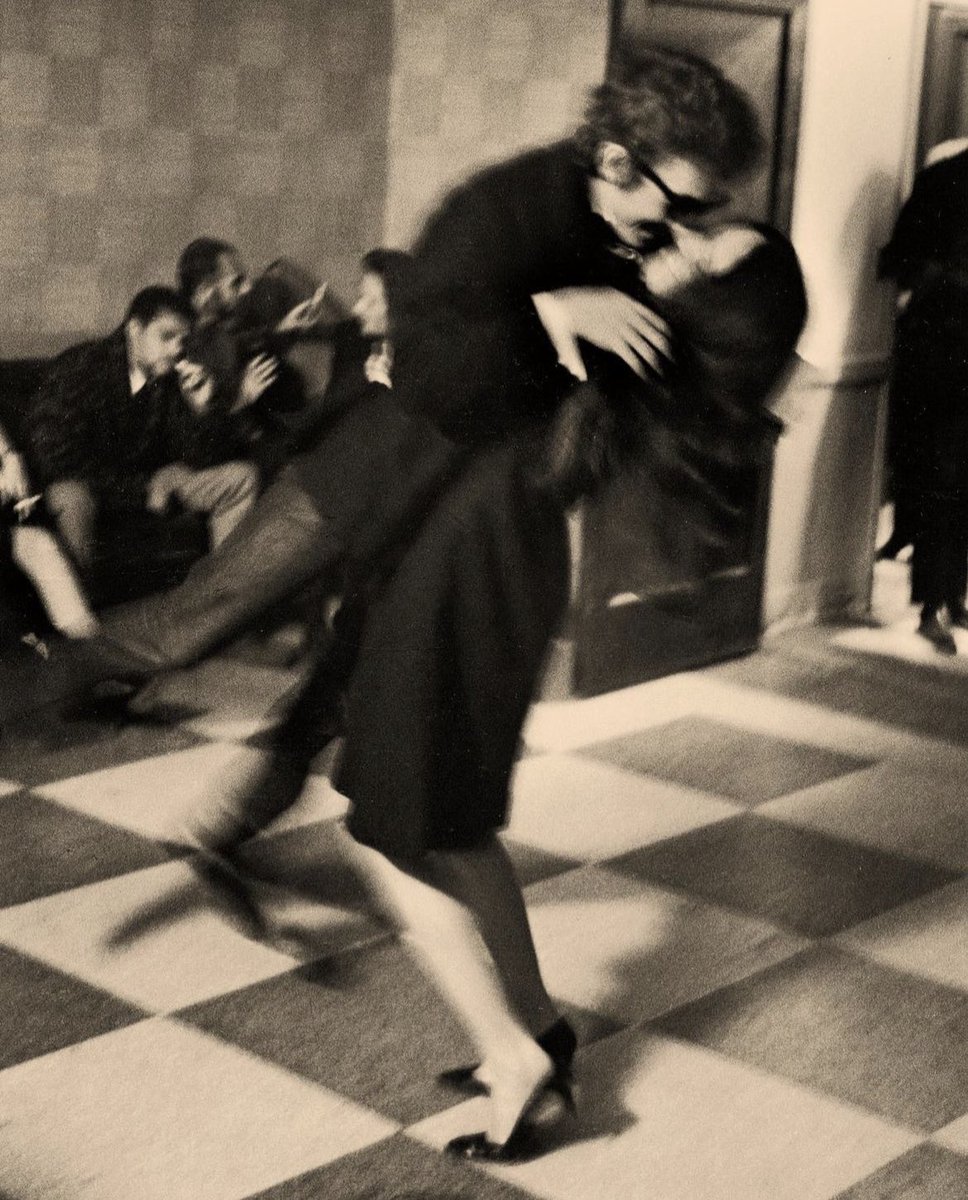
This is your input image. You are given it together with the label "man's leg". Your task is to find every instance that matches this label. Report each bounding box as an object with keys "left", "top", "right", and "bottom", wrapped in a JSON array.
[
  {"left": 101, "top": 470, "right": 343, "bottom": 670},
  {"left": 170, "top": 460, "right": 259, "bottom": 548},
  {"left": 44, "top": 479, "right": 97, "bottom": 571}
]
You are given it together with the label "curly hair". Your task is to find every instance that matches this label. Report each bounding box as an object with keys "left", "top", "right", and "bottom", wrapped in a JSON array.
[{"left": 574, "top": 44, "right": 763, "bottom": 183}]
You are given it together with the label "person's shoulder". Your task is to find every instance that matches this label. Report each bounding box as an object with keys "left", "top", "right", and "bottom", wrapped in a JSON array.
[{"left": 45, "top": 327, "right": 122, "bottom": 377}]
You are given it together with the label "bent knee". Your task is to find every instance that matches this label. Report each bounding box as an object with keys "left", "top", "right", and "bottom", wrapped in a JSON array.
[
  {"left": 215, "top": 460, "right": 260, "bottom": 503},
  {"left": 45, "top": 478, "right": 96, "bottom": 517}
]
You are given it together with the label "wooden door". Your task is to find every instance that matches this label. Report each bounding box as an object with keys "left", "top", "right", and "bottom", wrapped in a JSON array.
[{"left": 571, "top": 0, "right": 807, "bottom": 695}]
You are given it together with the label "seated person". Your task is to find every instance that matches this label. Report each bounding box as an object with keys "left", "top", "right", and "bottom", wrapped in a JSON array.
[
  {"left": 97, "top": 248, "right": 414, "bottom": 672},
  {"left": 176, "top": 238, "right": 336, "bottom": 479},
  {"left": 1, "top": 421, "right": 97, "bottom": 639},
  {"left": 26, "top": 285, "right": 259, "bottom": 598},
  {"left": 3, "top": 221, "right": 801, "bottom": 725}
]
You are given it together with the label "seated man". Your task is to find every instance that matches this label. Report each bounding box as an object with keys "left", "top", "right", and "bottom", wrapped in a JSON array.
[{"left": 27, "top": 285, "right": 258, "bottom": 597}]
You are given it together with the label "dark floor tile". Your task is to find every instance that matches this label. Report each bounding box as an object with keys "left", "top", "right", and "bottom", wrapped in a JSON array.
[
  {"left": 244, "top": 1131, "right": 538, "bottom": 1199},
  {"left": 605, "top": 813, "right": 958, "bottom": 936},
  {"left": 0, "top": 944, "right": 146, "bottom": 1069},
  {"left": 178, "top": 936, "right": 608, "bottom": 1129},
  {"left": 656, "top": 944, "right": 968, "bottom": 1132},
  {"left": 502, "top": 837, "right": 581, "bottom": 887},
  {"left": 834, "top": 1143, "right": 968, "bottom": 1199},
  {"left": 0, "top": 707, "right": 202, "bottom": 786},
  {"left": 578, "top": 715, "right": 875, "bottom": 804},
  {"left": 0, "top": 791, "right": 172, "bottom": 906},
  {"left": 177, "top": 939, "right": 480, "bottom": 1126},
  {"left": 709, "top": 635, "right": 968, "bottom": 747}
]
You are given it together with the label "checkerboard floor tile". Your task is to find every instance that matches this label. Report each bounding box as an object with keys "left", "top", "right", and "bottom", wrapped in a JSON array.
[{"left": 1, "top": 623, "right": 967, "bottom": 1198}]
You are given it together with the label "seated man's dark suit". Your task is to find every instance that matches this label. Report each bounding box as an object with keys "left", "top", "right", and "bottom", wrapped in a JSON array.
[{"left": 27, "top": 326, "right": 256, "bottom": 597}]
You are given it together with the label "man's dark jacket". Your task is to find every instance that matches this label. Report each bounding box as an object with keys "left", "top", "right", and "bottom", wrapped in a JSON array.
[{"left": 27, "top": 327, "right": 246, "bottom": 505}]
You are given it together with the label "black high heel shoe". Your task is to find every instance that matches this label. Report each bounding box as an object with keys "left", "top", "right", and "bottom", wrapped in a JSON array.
[
  {"left": 438, "top": 1016, "right": 577, "bottom": 1097},
  {"left": 445, "top": 1066, "right": 576, "bottom": 1164}
]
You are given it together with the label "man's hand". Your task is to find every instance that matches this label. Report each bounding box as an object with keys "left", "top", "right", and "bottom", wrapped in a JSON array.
[
  {"left": 0, "top": 451, "right": 30, "bottom": 503},
  {"left": 146, "top": 463, "right": 190, "bottom": 514},
  {"left": 236, "top": 353, "right": 279, "bottom": 410},
  {"left": 175, "top": 359, "right": 215, "bottom": 413},
  {"left": 538, "top": 286, "right": 672, "bottom": 379}
]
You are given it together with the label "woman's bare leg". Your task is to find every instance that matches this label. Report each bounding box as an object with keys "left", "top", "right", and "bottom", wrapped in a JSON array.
[
  {"left": 428, "top": 834, "right": 559, "bottom": 1038},
  {"left": 342, "top": 835, "right": 552, "bottom": 1146}
]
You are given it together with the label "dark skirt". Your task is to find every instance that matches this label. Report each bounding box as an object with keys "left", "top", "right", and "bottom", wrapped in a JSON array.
[{"left": 336, "top": 437, "right": 570, "bottom": 858}]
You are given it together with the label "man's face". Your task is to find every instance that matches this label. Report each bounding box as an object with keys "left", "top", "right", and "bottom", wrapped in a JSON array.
[
  {"left": 129, "top": 311, "right": 190, "bottom": 379},
  {"left": 598, "top": 145, "right": 728, "bottom": 251},
  {"left": 202, "top": 251, "right": 252, "bottom": 318},
  {"left": 352, "top": 270, "right": 389, "bottom": 338}
]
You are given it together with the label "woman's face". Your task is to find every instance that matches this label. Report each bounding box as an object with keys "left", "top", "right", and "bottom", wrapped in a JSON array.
[{"left": 352, "top": 270, "right": 389, "bottom": 338}]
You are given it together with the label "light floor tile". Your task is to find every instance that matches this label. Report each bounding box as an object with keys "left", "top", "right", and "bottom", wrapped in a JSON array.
[
  {"left": 692, "top": 678, "right": 937, "bottom": 760},
  {"left": 0, "top": 1017, "right": 397, "bottom": 1200},
  {"left": 0, "top": 779, "right": 19, "bottom": 797},
  {"left": 836, "top": 879, "right": 968, "bottom": 993},
  {"left": 524, "top": 674, "right": 710, "bottom": 752},
  {"left": 36, "top": 742, "right": 268, "bottom": 843},
  {"left": 833, "top": 622, "right": 968, "bottom": 675},
  {"left": 407, "top": 1030, "right": 919, "bottom": 1200},
  {"left": 527, "top": 668, "right": 932, "bottom": 762},
  {"left": 0, "top": 859, "right": 370, "bottom": 1012},
  {"left": 507, "top": 754, "right": 739, "bottom": 862},
  {"left": 932, "top": 1111, "right": 968, "bottom": 1156},
  {"left": 762, "top": 761, "right": 968, "bottom": 871},
  {"left": 524, "top": 865, "right": 808, "bottom": 1024}
]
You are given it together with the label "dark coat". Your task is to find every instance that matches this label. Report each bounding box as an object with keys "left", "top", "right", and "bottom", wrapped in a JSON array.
[{"left": 879, "top": 149, "right": 968, "bottom": 605}]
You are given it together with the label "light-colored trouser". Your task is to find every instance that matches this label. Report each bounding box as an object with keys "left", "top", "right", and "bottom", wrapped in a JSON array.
[
  {"left": 10, "top": 525, "right": 97, "bottom": 637},
  {"left": 45, "top": 461, "right": 259, "bottom": 569},
  {"left": 159, "top": 461, "right": 259, "bottom": 549}
]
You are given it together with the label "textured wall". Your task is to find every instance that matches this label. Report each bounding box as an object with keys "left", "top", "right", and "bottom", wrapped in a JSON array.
[
  {"left": 383, "top": 0, "right": 610, "bottom": 249},
  {"left": 0, "top": 0, "right": 392, "bottom": 356}
]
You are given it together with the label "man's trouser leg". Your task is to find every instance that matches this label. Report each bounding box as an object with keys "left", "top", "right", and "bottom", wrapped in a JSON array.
[
  {"left": 169, "top": 460, "right": 260, "bottom": 549},
  {"left": 101, "top": 472, "right": 343, "bottom": 670}
]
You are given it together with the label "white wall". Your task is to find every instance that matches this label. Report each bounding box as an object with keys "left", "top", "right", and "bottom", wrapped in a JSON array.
[{"left": 763, "top": 0, "right": 930, "bottom": 629}]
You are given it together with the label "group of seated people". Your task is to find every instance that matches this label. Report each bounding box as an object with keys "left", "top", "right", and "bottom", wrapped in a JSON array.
[{"left": 0, "top": 236, "right": 396, "bottom": 655}]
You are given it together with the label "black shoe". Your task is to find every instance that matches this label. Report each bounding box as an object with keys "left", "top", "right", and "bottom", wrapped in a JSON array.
[
  {"left": 917, "top": 615, "right": 957, "bottom": 656},
  {"left": 446, "top": 1124, "right": 543, "bottom": 1164},
  {"left": 948, "top": 607, "right": 968, "bottom": 631},
  {"left": 444, "top": 1069, "right": 576, "bottom": 1164},
  {"left": 438, "top": 1017, "right": 577, "bottom": 1098}
]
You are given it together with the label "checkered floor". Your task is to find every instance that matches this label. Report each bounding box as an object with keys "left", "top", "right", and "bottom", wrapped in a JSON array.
[{"left": 1, "top": 607, "right": 968, "bottom": 1198}]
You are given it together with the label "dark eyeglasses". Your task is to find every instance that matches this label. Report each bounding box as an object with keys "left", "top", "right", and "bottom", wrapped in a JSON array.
[{"left": 636, "top": 161, "right": 729, "bottom": 221}]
